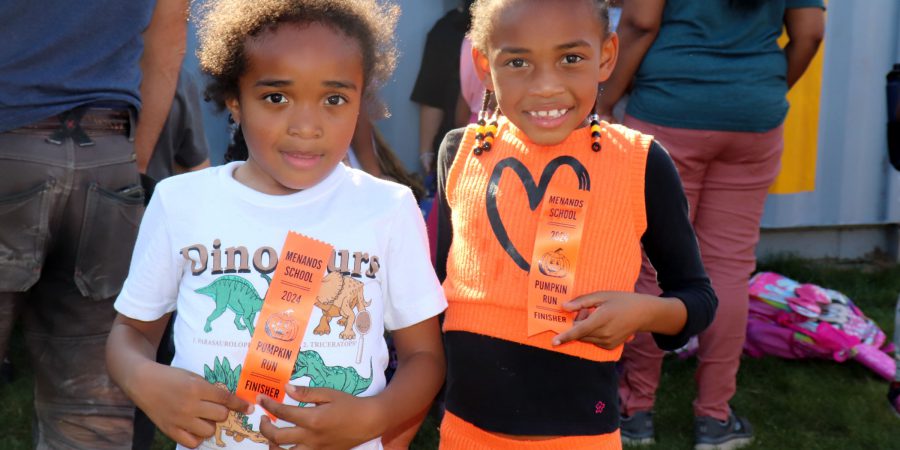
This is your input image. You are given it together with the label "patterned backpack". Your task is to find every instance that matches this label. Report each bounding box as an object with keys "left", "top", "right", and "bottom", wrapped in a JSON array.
[{"left": 744, "top": 272, "right": 895, "bottom": 380}]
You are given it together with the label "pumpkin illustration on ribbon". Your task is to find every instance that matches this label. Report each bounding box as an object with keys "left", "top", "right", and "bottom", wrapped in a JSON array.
[
  {"left": 265, "top": 309, "right": 299, "bottom": 342},
  {"left": 538, "top": 248, "right": 570, "bottom": 278}
]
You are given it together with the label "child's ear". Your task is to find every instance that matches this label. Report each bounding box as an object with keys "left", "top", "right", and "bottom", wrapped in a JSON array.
[
  {"left": 597, "top": 32, "right": 619, "bottom": 83},
  {"left": 225, "top": 97, "right": 241, "bottom": 125},
  {"left": 472, "top": 45, "right": 495, "bottom": 92}
]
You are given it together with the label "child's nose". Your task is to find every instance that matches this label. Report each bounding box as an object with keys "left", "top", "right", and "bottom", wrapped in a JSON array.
[
  {"left": 530, "top": 66, "right": 565, "bottom": 97},
  {"left": 287, "top": 107, "right": 323, "bottom": 139}
]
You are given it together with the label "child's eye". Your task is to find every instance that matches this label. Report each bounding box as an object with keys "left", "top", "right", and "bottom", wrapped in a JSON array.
[
  {"left": 506, "top": 58, "right": 529, "bottom": 69},
  {"left": 264, "top": 93, "right": 288, "bottom": 104},
  {"left": 562, "top": 54, "right": 584, "bottom": 64},
  {"left": 325, "top": 95, "right": 348, "bottom": 106}
]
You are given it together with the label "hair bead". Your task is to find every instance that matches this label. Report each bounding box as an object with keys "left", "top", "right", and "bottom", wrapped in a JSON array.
[
  {"left": 472, "top": 90, "right": 493, "bottom": 154},
  {"left": 589, "top": 111, "right": 602, "bottom": 153}
]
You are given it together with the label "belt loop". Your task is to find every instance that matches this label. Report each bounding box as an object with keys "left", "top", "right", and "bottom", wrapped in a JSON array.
[{"left": 127, "top": 108, "right": 136, "bottom": 142}]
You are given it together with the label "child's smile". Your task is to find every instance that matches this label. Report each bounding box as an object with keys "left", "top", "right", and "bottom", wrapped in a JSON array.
[
  {"left": 227, "top": 22, "right": 365, "bottom": 195},
  {"left": 474, "top": 0, "right": 617, "bottom": 146},
  {"left": 526, "top": 106, "right": 572, "bottom": 129}
]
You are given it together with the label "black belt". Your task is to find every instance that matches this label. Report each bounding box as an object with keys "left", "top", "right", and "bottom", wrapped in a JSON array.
[{"left": 19, "top": 106, "right": 134, "bottom": 146}]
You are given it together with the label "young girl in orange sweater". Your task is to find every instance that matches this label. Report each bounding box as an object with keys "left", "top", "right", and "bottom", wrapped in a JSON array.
[{"left": 434, "top": 0, "right": 717, "bottom": 448}]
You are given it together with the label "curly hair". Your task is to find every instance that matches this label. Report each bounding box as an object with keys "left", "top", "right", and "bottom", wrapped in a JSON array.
[
  {"left": 468, "top": 0, "right": 609, "bottom": 53},
  {"left": 197, "top": 0, "right": 399, "bottom": 110}
]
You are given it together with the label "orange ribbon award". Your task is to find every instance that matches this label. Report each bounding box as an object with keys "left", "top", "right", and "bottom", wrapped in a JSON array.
[
  {"left": 527, "top": 185, "right": 590, "bottom": 337},
  {"left": 235, "top": 231, "right": 333, "bottom": 417}
]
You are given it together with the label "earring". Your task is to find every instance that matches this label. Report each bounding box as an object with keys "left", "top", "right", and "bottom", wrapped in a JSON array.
[
  {"left": 589, "top": 101, "right": 602, "bottom": 152},
  {"left": 473, "top": 90, "right": 492, "bottom": 155}
]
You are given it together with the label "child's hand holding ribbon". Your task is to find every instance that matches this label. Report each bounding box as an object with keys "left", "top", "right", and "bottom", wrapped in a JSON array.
[
  {"left": 133, "top": 363, "right": 253, "bottom": 448},
  {"left": 552, "top": 291, "right": 688, "bottom": 349},
  {"left": 257, "top": 385, "right": 386, "bottom": 450}
]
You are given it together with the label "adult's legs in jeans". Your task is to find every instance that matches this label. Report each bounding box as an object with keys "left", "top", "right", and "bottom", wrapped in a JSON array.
[
  {"left": 0, "top": 293, "right": 25, "bottom": 369},
  {"left": 690, "top": 126, "right": 783, "bottom": 420},
  {"left": 618, "top": 116, "right": 710, "bottom": 416},
  {"left": 24, "top": 286, "right": 133, "bottom": 449},
  {"left": 618, "top": 117, "right": 783, "bottom": 420},
  {"left": 1, "top": 131, "right": 141, "bottom": 449},
  {"left": 0, "top": 132, "right": 51, "bottom": 373}
]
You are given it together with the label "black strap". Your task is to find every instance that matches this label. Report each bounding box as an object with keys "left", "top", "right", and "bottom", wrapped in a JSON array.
[{"left": 46, "top": 107, "right": 94, "bottom": 147}]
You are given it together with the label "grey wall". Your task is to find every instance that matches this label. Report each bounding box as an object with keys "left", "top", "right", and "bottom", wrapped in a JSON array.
[
  {"left": 760, "top": 0, "right": 900, "bottom": 228},
  {"left": 378, "top": 0, "right": 451, "bottom": 172}
]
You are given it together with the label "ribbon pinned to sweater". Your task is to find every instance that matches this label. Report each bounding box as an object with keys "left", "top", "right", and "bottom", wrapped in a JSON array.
[{"left": 526, "top": 185, "right": 590, "bottom": 337}]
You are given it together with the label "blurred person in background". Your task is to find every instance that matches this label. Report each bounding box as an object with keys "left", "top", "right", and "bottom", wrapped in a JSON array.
[
  {"left": 599, "top": 1, "right": 825, "bottom": 448},
  {"left": 0, "top": 0, "right": 187, "bottom": 447}
]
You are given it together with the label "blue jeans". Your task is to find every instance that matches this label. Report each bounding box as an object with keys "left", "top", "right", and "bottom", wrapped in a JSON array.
[{"left": 0, "top": 114, "right": 143, "bottom": 449}]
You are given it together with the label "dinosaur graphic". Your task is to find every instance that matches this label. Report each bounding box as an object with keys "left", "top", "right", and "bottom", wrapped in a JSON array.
[
  {"left": 196, "top": 275, "right": 264, "bottom": 335},
  {"left": 290, "top": 350, "right": 373, "bottom": 406},
  {"left": 314, "top": 272, "right": 372, "bottom": 339},
  {"left": 203, "top": 357, "right": 267, "bottom": 447}
]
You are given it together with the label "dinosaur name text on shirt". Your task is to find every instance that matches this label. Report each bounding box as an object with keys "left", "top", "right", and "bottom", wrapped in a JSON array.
[{"left": 180, "top": 239, "right": 380, "bottom": 278}]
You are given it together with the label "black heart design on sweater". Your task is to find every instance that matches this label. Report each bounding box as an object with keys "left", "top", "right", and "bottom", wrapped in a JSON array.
[{"left": 486, "top": 156, "right": 591, "bottom": 272}]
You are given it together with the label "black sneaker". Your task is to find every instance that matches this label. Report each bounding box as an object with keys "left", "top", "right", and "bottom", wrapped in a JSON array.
[
  {"left": 694, "top": 411, "right": 753, "bottom": 450},
  {"left": 620, "top": 410, "right": 655, "bottom": 446},
  {"left": 889, "top": 382, "right": 900, "bottom": 418}
]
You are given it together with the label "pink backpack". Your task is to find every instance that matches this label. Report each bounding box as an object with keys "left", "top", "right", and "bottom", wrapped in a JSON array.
[{"left": 744, "top": 272, "right": 896, "bottom": 380}]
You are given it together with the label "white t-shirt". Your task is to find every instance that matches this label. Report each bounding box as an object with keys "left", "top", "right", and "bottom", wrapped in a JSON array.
[{"left": 116, "top": 162, "right": 446, "bottom": 450}]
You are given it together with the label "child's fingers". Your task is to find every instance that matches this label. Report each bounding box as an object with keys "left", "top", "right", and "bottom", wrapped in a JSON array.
[
  {"left": 200, "top": 380, "right": 252, "bottom": 413},
  {"left": 259, "top": 414, "right": 306, "bottom": 447},
  {"left": 574, "top": 308, "right": 591, "bottom": 322},
  {"left": 181, "top": 417, "right": 218, "bottom": 440},
  {"left": 552, "top": 318, "right": 592, "bottom": 346},
  {"left": 167, "top": 426, "right": 206, "bottom": 449},
  {"left": 194, "top": 399, "right": 239, "bottom": 423},
  {"left": 552, "top": 308, "right": 611, "bottom": 346},
  {"left": 257, "top": 394, "right": 300, "bottom": 423},
  {"left": 577, "top": 335, "right": 623, "bottom": 350},
  {"left": 561, "top": 292, "right": 611, "bottom": 311},
  {"left": 284, "top": 384, "right": 335, "bottom": 405}
]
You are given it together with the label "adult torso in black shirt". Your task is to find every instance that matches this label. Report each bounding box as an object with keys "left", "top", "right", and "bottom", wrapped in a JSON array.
[{"left": 410, "top": 9, "right": 469, "bottom": 154}]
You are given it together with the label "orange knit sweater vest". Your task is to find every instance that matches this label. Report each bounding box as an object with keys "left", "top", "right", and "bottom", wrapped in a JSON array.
[{"left": 443, "top": 116, "right": 651, "bottom": 362}]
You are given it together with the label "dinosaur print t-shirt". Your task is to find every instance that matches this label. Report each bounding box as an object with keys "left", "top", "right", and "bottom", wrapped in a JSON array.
[{"left": 115, "top": 162, "right": 446, "bottom": 450}]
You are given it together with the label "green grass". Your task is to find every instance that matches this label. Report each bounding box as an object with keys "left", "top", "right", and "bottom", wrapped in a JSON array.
[
  {"left": 0, "top": 324, "right": 34, "bottom": 450},
  {"left": 639, "top": 255, "right": 900, "bottom": 450},
  {"left": 2, "top": 255, "right": 897, "bottom": 449}
]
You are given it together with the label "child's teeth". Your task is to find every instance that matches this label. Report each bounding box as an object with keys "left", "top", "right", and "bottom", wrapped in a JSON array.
[{"left": 531, "top": 109, "right": 567, "bottom": 118}]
